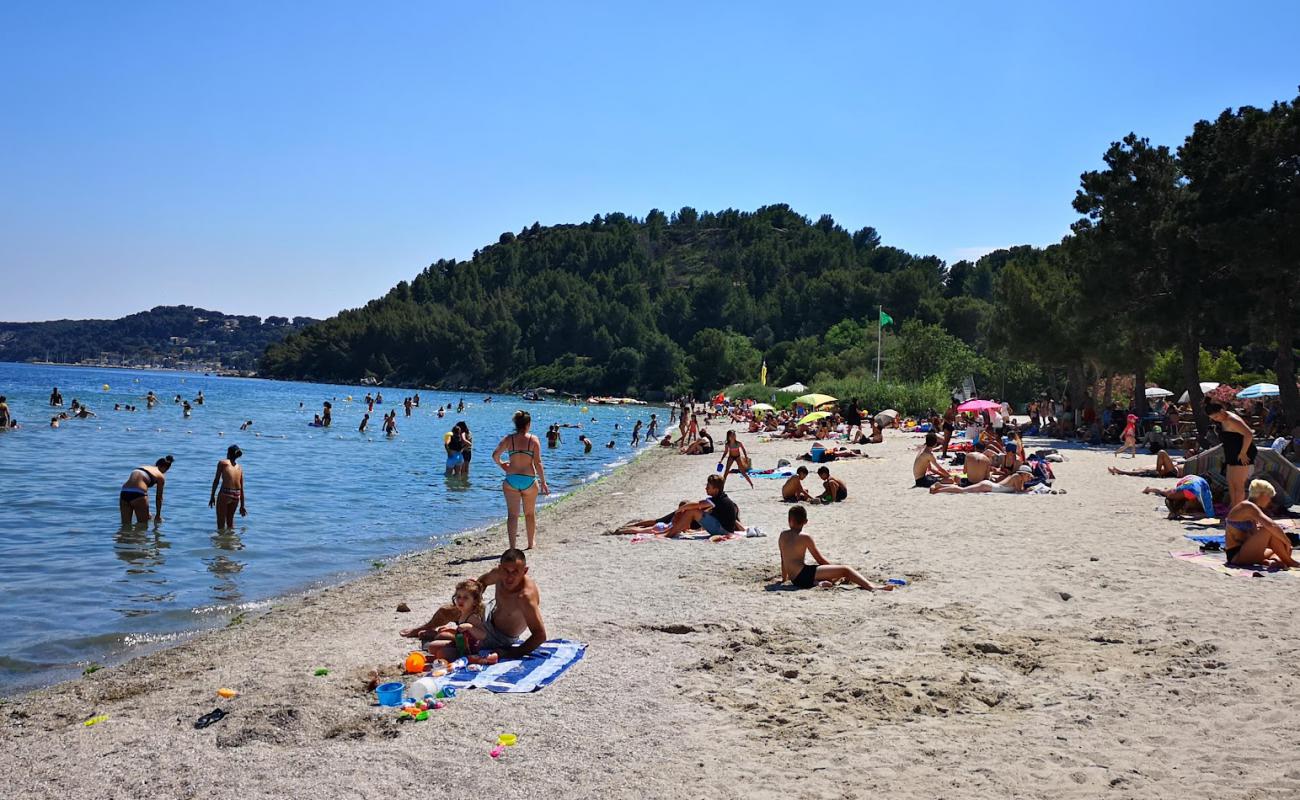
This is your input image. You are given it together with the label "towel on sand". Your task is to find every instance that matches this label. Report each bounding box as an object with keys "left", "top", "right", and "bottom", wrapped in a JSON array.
[
  {"left": 1169, "top": 550, "right": 1297, "bottom": 579},
  {"left": 438, "top": 639, "right": 586, "bottom": 693}
]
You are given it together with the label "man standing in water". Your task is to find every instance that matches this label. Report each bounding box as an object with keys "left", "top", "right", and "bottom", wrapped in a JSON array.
[
  {"left": 209, "top": 445, "right": 246, "bottom": 528},
  {"left": 476, "top": 549, "right": 546, "bottom": 658}
]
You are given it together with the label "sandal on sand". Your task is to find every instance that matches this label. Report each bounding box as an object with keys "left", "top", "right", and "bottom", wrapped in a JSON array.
[{"left": 194, "top": 708, "right": 227, "bottom": 729}]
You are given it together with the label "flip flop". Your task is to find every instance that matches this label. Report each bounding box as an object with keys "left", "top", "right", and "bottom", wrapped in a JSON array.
[{"left": 194, "top": 708, "right": 227, "bottom": 729}]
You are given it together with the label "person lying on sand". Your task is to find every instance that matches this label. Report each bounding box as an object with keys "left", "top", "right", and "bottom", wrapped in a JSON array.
[
  {"left": 913, "top": 432, "right": 955, "bottom": 488},
  {"left": 1223, "top": 480, "right": 1299, "bottom": 569},
  {"left": 1142, "top": 474, "right": 1214, "bottom": 519},
  {"left": 930, "top": 464, "right": 1033, "bottom": 494},
  {"left": 618, "top": 474, "right": 743, "bottom": 538},
  {"left": 614, "top": 501, "right": 696, "bottom": 534},
  {"left": 475, "top": 549, "right": 546, "bottom": 658},
  {"left": 817, "top": 466, "right": 847, "bottom": 503},
  {"left": 1108, "top": 449, "right": 1183, "bottom": 479},
  {"left": 782, "top": 466, "right": 813, "bottom": 502},
  {"left": 779, "top": 505, "right": 894, "bottom": 591}
]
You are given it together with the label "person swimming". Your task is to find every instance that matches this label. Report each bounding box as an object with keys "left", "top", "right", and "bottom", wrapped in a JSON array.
[
  {"left": 120, "top": 455, "right": 173, "bottom": 524},
  {"left": 209, "top": 445, "right": 246, "bottom": 528}
]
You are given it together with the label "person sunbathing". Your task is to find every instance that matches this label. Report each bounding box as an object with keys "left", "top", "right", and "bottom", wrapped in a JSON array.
[
  {"left": 782, "top": 466, "right": 813, "bottom": 502},
  {"left": 913, "top": 432, "right": 955, "bottom": 488},
  {"left": 619, "top": 475, "right": 742, "bottom": 538},
  {"left": 680, "top": 429, "right": 714, "bottom": 455},
  {"left": 1108, "top": 449, "right": 1183, "bottom": 478},
  {"left": 816, "top": 466, "right": 847, "bottom": 502},
  {"left": 779, "top": 505, "right": 895, "bottom": 591},
  {"left": 1223, "top": 480, "right": 1299, "bottom": 569},
  {"left": 962, "top": 449, "right": 995, "bottom": 485},
  {"left": 1142, "top": 474, "right": 1214, "bottom": 519},
  {"left": 930, "top": 464, "right": 1033, "bottom": 494}
]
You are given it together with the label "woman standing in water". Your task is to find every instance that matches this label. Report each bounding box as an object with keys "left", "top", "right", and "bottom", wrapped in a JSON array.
[
  {"left": 493, "top": 410, "right": 549, "bottom": 549},
  {"left": 456, "top": 421, "right": 473, "bottom": 476},
  {"left": 209, "top": 445, "right": 246, "bottom": 528},
  {"left": 120, "top": 455, "right": 173, "bottom": 524}
]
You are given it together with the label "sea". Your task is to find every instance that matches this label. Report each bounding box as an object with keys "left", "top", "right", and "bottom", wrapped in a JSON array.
[{"left": 0, "top": 362, "right": 662, "bottom": 695}]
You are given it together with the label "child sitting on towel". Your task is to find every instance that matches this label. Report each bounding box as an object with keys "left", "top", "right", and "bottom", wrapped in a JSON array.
[
  {"left": 778, "top": 505, "right": 895, "bottom": 591},
  {"left": 400, "top": 579, "right": 489, "bottom": 660}
]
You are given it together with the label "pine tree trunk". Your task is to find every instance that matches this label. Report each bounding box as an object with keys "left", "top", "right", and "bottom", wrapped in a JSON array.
[
  {"left": 1134, "top": 362, "right": 1148, "bottom": 416},
  {"left": 1275, "top": 296, "right": 1300, "bottom": 429},
  {"left": 1181, "top": 324, "right": 1210, "bottom": 444}
]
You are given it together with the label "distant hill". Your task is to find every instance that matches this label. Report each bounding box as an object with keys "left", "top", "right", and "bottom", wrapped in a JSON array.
[
  {"left": 261, "top": 204, "right": 1006, "bottom": 395},
  {"left": 0, "top": 306, "right": 318, "bottom": 372}
]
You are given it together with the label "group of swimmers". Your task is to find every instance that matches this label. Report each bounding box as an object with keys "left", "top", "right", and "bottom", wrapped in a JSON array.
[{"left": 117, "top": 444, "right": 246, "bottom": 529}]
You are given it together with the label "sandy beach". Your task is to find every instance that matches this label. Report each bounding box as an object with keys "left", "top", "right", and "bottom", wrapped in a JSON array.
[{"left": 4, "top": 427, "right": 1300, "bottom": 800}]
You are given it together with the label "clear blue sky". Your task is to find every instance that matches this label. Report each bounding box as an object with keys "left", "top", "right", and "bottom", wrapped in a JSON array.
[{"left": 2, "top": 2, "right": 1297, "bottom": 322}]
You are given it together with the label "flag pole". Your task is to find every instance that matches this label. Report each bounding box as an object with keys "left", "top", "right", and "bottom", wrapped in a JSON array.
[{"left": 876, "top": 305, "right": 882, "bottom": 382}]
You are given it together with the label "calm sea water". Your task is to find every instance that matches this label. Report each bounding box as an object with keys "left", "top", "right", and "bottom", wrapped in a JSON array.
[{"left": 0, "top": 362, "right": 661, "bottom": 695}]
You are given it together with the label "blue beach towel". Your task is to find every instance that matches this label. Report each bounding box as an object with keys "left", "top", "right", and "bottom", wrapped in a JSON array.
[
  {"left": 1185, "top": 533, "right": 1226, "bottom": 545},
  {"left": 440, "top": 639, "right": 586, "bottom": 693},
  {"left": 747, "top": 470, "right": 795, "bottom": 480}
]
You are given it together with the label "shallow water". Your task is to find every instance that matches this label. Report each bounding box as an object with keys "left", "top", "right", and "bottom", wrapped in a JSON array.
[{"left": 0, "top": 362, "right": 662, "bottom": 694}]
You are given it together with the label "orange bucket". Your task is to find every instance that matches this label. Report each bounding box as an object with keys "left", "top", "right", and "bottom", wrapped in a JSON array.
[{"left": 404, "top": 651, "right": 427, "bottom": 674}]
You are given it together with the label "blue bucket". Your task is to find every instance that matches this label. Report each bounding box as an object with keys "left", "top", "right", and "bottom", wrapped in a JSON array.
[{"left": 375, "top": 681, "right": 404, "bottom": 706}]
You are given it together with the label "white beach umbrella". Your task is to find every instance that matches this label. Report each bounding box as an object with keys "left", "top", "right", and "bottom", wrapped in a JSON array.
[
  {"left": 1144, "top": 387, "right": 1174, "bottom": 398},
  {"left": 1176, "top": 382, "right": 1220, "bottom": 404}
]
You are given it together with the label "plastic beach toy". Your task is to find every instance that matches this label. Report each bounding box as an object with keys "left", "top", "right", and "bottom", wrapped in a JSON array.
[
  {"left": 490, "top": 746, "right": 505, "bottom": 759},
  {"left": 216, "top": 688, "right": 239, "bottom": 699},
  {"left": 404, "top": 651, "right": 427, "bottom": 674},
  {"left": 498, "top": 733, "right": 518, "bottom": 746},
  {"left": 83, "top": 715, "right": 109, "bottom": 727},
  {"left": 313, "top": 668, "right": 329, "bottom": 676},
  {"left": 375, "top": 682, "right": 404, "bottom": 707},
  {"left": 886, "top": 579, "right": 908, "bottom": 587}
]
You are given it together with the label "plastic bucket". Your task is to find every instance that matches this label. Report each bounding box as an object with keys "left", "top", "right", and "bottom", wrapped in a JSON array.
[{"left": 375, "top": 681, "right": 404, "bottom": 706}]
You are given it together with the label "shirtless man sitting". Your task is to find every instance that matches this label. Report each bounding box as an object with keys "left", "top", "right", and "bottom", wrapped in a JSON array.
[
  {"left": 913, "top": 432, "right": 955, "bottom": 488},
  {"left": 781, "top": 466, "right": 813, "bottom": 502},
  {"left": 476, "top": 549, "right": 547, "bottom": 658},
  {"left": 962, "top": 449, "right": 996, "bottom": 485},
  {"left": 779, "top": 505, "right": 895, "bottom": 591}
]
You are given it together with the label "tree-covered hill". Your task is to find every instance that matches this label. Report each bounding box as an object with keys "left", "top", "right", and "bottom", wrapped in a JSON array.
[
  {"left": 260, "top": 204, "right": 1012, "bottom": 396},
  {"left": 0, "top": 306, "right": 317, "bottom": 371}
]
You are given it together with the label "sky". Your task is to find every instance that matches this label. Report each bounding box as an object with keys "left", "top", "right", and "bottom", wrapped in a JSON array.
[{"left": 2, "top": 2, "right": 1298, "bottom": 322}]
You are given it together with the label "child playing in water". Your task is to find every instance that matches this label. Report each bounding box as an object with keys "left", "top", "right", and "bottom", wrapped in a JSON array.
[
  {"left": 778, "top": 505, "right": 894, "bottom": 591},
  {"left": 400, "top": 579, "right": 489, "bottom": 660}
]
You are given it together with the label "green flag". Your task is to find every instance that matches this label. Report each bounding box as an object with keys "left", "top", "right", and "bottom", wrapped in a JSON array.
[{"left": 880, "top": 310, "right": 893, "bottom": 327}]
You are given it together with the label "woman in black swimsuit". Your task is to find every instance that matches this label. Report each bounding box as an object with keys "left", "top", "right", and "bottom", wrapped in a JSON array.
[
  {"left": 120, "top": 455, "right": 173, "bottom": 524},
  {"left": 1206, "top": 401, "right": 1257, "bottom": 510}
]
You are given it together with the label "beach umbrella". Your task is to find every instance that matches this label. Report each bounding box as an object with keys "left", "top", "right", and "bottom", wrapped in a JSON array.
[
  {"left": 1144, "top": 387, "right": 1174, "bottom": 398},
  {"left": 1177, "top": 382, "right": 1220, "bottom": 404},
  {"left": 780, "top": 382, "right": 808, "bottom": 393},
  {"left": 750, "top": 403, "right": 775, "bottom": 412},
  {"left": 1237, "top": 383, "right": 1281, "bottom": 399},
  {"left": 874, "top": 409, "right": 899, "bottom": 424},
  {"left": 797, "top": 411, "right": 832, "bottom": 426},
  {"left": 794, "top": 393, "right": 837, "bottom": 408},
  {"left": 956, "top": 399, "right": 1000, "bottom": 413}
]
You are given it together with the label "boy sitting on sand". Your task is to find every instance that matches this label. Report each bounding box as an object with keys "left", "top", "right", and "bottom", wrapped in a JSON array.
[
  {"left": 913, "top": 432, "right": 955, "bottom": 488},
  {"left": 782, "top": 466, "right": 813, "bottom": 502},
  {"left": 778, "top": 505, "right": 894, "bottom": 591},
  {"left": 816, "top": 466, "right": 847, "bottom": 503}
]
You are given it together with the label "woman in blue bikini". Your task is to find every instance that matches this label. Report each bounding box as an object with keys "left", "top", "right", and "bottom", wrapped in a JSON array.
[
  {"left": 493, "top": 410, "right": 549, "bottom": 550},
  {"left": 119, "top": 455, "right": 173, "bottom": 525}
]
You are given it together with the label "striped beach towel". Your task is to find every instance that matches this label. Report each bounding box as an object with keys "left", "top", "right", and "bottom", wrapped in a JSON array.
[{"left": 440, "top": 639, "right": 586, "bottom": 693}]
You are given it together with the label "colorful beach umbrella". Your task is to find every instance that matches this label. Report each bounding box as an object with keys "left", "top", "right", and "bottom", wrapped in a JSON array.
[
  {"left": 794, "top": 393, "right": 837, "bottom": 408},
  {"left": 956, "top": 399, "right": 1000, "bottom": 412},
  {"left": 1237, "top": 383, "right": 1280, "bottom": 399},
  {"left": 797, "top": 411, "right": 832, "bottom": 426}
]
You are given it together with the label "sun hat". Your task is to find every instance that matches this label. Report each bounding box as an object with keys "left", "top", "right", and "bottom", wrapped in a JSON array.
[{"left": 1016, "top": 464, "right": 1033, "bottom": 475}]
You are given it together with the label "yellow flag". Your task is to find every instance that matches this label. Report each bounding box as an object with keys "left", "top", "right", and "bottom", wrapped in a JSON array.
[{"left": 760, "top": 360, "right": 767, "bottom": 386}]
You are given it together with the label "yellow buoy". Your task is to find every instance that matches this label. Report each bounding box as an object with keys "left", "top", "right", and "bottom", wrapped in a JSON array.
[
  {"left": 580, "top": 406, "right": 588, "bottom": 413},
  {"left": 102, "top": 384, "right": 110, "bottom": 391}
]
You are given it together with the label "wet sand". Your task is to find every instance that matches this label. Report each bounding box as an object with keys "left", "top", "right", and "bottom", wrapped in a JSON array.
[{"left": 4, "top": 428, "right": 1300, "bottom": 799}]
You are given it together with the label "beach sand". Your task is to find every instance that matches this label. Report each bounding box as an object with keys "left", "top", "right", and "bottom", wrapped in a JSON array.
[{"left": 4, "top": 429, "right": 1300, "bottom": 799}]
